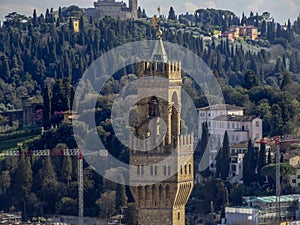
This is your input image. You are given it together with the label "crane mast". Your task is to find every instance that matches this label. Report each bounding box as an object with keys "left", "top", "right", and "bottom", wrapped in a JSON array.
[{"left": 275, "top": 136, "right": 281, "bottom": 222}]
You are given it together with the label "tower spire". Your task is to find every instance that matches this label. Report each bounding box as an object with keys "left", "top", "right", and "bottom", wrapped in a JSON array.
[{"left": 151, "top": 7, "right": 168, "bottom": 63}]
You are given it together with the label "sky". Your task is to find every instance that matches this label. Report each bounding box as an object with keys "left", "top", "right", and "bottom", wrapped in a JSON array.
[{"left": 0, "top": 0, "right": 299, "bottom": 24}]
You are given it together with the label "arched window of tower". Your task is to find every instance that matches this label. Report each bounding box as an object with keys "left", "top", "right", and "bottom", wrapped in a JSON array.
[
  {"left": 171, "top": 92, "right": 179, "bottom": 141},
  {"left": 149, "top": 96, "right": 159, "bottom": 117}
]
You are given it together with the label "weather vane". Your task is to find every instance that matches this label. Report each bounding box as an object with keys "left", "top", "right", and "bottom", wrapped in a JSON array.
[{"left": 152, "top": 6, "right": 163, "bottom": 39}]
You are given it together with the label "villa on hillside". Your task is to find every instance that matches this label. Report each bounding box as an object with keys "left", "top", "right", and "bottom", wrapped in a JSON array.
[
  {"left": 196, "top": 104, "right": 263, "bottom": 182},
  {"left": 221, "top": 25, "right": 258, "bottom": 41}
]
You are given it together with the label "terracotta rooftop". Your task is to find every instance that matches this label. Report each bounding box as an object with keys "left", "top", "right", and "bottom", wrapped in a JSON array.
[
  {"left": 197, "top": 104, "right": 245, "bottom": 111},
  {"left": 213, "top": 115, "right": 258, "bottom": 122}
]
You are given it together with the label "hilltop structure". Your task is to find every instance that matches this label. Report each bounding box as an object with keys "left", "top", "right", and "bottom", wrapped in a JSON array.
[
  {"left": 129, "top": 24, "right": 194, "bottom": 225},
  {"left": 85, "top": 0, "right": 138, "bottom": 20}
]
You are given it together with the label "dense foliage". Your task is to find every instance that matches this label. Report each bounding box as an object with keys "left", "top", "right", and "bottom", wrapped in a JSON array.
[{"left": 1, "top": 5, "right": 300, "bottom": 222}]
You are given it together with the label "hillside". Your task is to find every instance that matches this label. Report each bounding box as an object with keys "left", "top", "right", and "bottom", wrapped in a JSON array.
[{"left": 0, "top": 5, "right": 300, "bottom": 222}]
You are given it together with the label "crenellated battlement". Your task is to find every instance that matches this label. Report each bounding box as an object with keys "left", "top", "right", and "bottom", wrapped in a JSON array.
[
  {"left": 138, "top": 61, "right": 182, "bottom": 80},
  {"left": 177, "top": 133, "right": 194, "bottom": 146}
]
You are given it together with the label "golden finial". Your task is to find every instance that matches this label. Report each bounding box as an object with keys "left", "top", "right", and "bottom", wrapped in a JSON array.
[
  {"left": 152, "top": 15, "right": 159, "bottom": 27},
  {"left": 152, "top": 7, "right": 163, "bottom": 39}
]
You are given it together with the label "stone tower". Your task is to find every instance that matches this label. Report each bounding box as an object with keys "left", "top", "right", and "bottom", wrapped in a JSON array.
[
  {"left": 129, "top": 36, "right": 194, "bottom": 225},
  {"left": 129, "top": 0, "right": 138, "bottom": 19}
]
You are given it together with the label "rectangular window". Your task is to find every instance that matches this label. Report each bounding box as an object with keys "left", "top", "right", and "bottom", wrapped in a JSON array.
[
  {"left": 137, "top": 165, "right": 140, "bottom": 175},
  {"left": 154, "top": 165, "right": 158, "bottom": 175},
  {"left": 292, "top": 179, "right": 296, "bottom": 183},
  {"left": 297, "top": 175, "right": 300, "bottom": 179},
  {"left": 168, "top": 166, "right": 171, "bottom": 176},
  {"left": 150, "top": 165, "right": 154, "bottom": 176},
  {"left": 164, "top": 166, "right": 167, "bottom": 176},
  {"left": 141, "top": 165, "right": 144, "bottom": 175},
  {"left": 256, "top": 121, "right": 260, "bottom": 127}
]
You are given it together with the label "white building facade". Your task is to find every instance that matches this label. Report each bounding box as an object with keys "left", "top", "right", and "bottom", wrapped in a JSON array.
[{"left": 197, "top": 104, "right": 263, "bottom": 179}]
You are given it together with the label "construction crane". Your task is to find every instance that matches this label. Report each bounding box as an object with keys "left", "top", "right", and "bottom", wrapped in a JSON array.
[
  {"left": 256, "top": 136, "right": 281, "bottom": 221},
  {"left": 0, "top": 148, "right": 107, "bottom": 224}
]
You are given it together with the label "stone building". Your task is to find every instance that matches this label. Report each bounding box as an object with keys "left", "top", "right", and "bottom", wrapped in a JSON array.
[
  {"left": 85, "top": 0, "right": 138, "bottom": 20},
  {"left": 129, "top": 33, "right": 194, "bottom": 224}
]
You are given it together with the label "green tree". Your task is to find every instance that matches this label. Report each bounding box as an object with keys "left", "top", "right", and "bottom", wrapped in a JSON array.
[
  {"left": 257, "top": 143, "right": 266, "bottom": 184},
  {"left": 220, "top": 131, "right": 230, "bottom": 181},
  {"left": 196, "top": 122, "right": 209, "bottom": 165},
  {"left": 243, "top": 139, "right": 257, "bottom": 186},
  {"left": 270, "top": 104, "right": 284, "bottom": 136},
  {"left": 43, "top": 86, "right": 51, "bottom": 130},
  {"left": 260, "top": 163, "right": 295, "bottom": 192},
  {"left": 168, "top": 7, "right": 176, "bottom": 20},
  {"left": 243, "top": 70, "right": 258, "bottom": 90},
  {"left": 124, "top": 203, "right": 138, "bottom": 225},
  {"left": 55, "top": 197, "right": 77, "bottom": 215},
  {"left": 96, "top": 190, "right": 117, "bottom": 222},
  {"left": 32, "top": 9, "right": 37, "bottom": 27},
  {"left": 39, "top": 156, "right": 58, "bottom": 214},
  {"left": 281, "top": 71, "right": 292, "bottom": 90},
  {"left": 0, "top": 170, "right": 11, "bottom": 195},
  {"left": 13, "top": 153, "right": 33, "bottom": 219},
  {"left": 62, "top": 154, "right": 72, "bottom": 190},
  {"left": 115, "top": 184, "right": 127, "bottom": 212}
]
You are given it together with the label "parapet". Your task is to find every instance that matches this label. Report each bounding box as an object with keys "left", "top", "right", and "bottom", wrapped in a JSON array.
[{"left": 138, "top": 61, "right": 182, "bottom": 80}]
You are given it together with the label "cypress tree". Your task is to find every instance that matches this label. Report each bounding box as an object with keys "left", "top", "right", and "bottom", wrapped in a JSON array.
[
  {"left": 62, "top": 154, "right": 72, "bottom": 190},
  {"left": 43, "top": 86, "right": 51, "bottom": 130},
  {"left": 79, "top": 15, "right": 85, "bottom": 32},
  {"left": 220, "top": 131, "right": 230, "bottom": 181},
  {"left": 13, "top": 153, "right": 32, "bottom": 220},
  {"left": 168, "top": 7, "right": 176, "bottom": 20},
  {"left": 258, "top": 142, "right": 266, "bottom": 184},
  {"left": 243, "top": 139, "right": 257, "bottom": 185},
  {"left": 33, "top": 9, "right": 37, "bottom": 27},
  {"left": 198, "top": 122, "right": 209, "bottom": 159},
  {"left": 280, "top": 71, "right": 292, "bottom": 90},
  {"left": 115, "top": 184, "right": 127, "bottom": 212}
]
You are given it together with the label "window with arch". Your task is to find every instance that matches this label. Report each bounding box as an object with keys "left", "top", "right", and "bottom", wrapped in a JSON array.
[
  {"left": 178, "top": 212, "right": 180, "bottom": 220},
  {"left": 188, "top": 164, "right": 192, "bottom": 174},
  {"left": 145, "top": 186, "right": 150, "bottom": 201},
  {"left": 149, "top": 96, "right": 159, "bottom": 117},
  {"left": 166, "top": 185, "right": 170, "bottom": 201}
]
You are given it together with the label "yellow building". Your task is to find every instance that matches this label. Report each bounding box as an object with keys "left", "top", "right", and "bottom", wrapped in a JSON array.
[{"left": 73, "top": 19, "right": 80, "bottom": 33}]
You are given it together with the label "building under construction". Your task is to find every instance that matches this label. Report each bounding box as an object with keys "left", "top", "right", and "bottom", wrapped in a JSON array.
[{"left": 222, "top": 195, "right": 300, "bottom": 225}]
